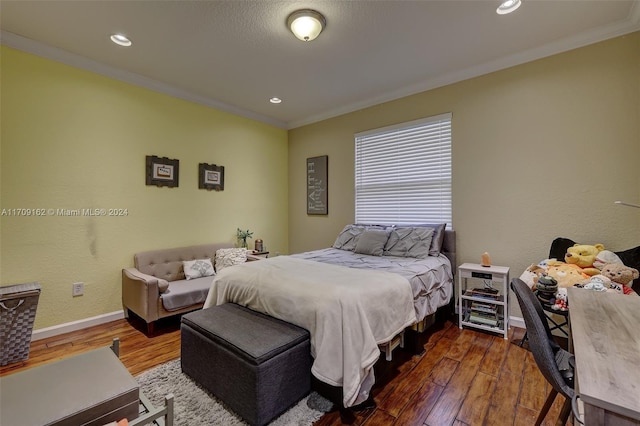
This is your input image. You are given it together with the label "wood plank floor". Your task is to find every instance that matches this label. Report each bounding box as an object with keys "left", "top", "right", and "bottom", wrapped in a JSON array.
[{"left": 0, "top": 314, "right": 571, "bottom": 426}]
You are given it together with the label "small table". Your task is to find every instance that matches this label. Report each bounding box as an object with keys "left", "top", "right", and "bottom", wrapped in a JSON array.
[
  {"left": 247, "top": 251, "right": 270, "bottom": 260},
  {"left": 0, "top": 341, "right": 139, "bottom": 426},
  {"left": 518, "top": 300, "right": 569, "bottom": 347},
  {"left": 0, "top": 339, "right": 174, "bottom": 426},
  {"left": 541, "top": 302, "right": 569, "bottom": 336}
]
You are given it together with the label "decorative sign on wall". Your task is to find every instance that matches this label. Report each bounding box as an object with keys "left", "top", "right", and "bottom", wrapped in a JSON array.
[
  {"left": 306, "top": 155, "right": 328, "bottom": 215},
  {"left": 199, "top": 163, "right": 225, "bottom": 191},
  {"left": 146, "top": 155, "right": 179, "bottom": 187}
]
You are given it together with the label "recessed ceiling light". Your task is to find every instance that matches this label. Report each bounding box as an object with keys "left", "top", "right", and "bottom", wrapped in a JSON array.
[
  {"left": 269, "top": 97, "right": 282, "bottom": 104},
  {"left": 496, "top": 0, "right": 522, "bottom": 15},
  {"left": 110, "top": 34, "right": 132, "bottom": 47}
]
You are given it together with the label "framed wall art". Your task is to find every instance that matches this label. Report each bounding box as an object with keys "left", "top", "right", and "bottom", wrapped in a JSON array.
[
  {"left": 306, "top": 155, "right": 328, "bottom": 215},
  {"left": 199, "top": 163, "right": 225, "bottom": 191},
  {"left": 146, "top": 155, "right": 179, "bottom": 187}
]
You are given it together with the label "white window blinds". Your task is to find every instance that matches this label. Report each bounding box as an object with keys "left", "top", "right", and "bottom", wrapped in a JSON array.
[{"left": 355, "top": 113, "right": 452, "bottom": 226}]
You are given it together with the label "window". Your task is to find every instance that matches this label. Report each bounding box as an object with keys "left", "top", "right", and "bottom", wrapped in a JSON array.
[{"left": 355, "top": 113, "right": 452, "bottom": 227}]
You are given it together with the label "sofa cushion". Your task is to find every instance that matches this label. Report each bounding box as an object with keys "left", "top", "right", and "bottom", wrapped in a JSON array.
[{"left": 160, "top": 276, "right": 212, "bottom": 311}]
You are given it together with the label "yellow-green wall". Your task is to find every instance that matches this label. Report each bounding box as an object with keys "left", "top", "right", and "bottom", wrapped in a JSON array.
[
  {"left": 1, "top": 46, "right": 289, "bottom": 330},
  {"left": 289, "top": 33, "right": 640, "bottom": 315}
]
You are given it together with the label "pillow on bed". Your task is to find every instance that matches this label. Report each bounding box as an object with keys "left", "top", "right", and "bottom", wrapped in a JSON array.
[
  {"left": 215, "top": 248, "right": 247, "bottom": 272},
  {"left": 384, "top": 226, "right": 434, "bottom": 259},
  {"left": 424, "top": 223, "right": 447, "bottom": 256},
  {"left": 332, "top": 224, "right": 366, "bottom": 251},
  {"left": 354, "top": 229, "right": 389, "bottom": 256},
  {"left": 388, "top": 223, "right": 446, "bottom": 256}
]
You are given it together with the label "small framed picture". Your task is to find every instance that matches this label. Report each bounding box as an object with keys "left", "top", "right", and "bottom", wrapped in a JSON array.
[
  {"left": 146, "top": 155, "right": 179, "bottom": 187},
  {"left": 199, "top": 163, "right": 225, "bottom": 191}
]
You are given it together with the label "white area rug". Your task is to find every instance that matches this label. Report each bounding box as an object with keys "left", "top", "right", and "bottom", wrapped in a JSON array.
[{"left": 136, "top": 359, "right": 333, "bottom": 425}]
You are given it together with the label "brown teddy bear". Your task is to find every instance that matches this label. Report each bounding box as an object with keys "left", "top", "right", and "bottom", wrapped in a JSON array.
[
  {"left": 565, "top": 243, "right": 605, "bottom": 276},
  {"left": 600, "top": 263, "right": 640, "bottom": 295}
]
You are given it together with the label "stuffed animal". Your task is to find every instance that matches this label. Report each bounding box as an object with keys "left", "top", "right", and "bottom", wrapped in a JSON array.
[
  {"left": 593, "top": 250, "right": 623, "bottom": 270},
  {"left": 578, "top": 274, "right": 615, "bottom": 292},
  {"left": 520, "top": 264, "right": 545, "bottom": 289},
  {"left": 546, "top": 263, "right": 589, "bottom": 288},
  {"left": 565, "top": 243, "right": 605, "bottom": 276},
  {"left": 552, "top": 287, "right": 568, "bottom": 311},
  {"left": 600, "top": 263, "right": 640, "bottom": 295}
]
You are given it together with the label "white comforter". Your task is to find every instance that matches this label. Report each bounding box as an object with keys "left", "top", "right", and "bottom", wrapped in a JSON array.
[{"left": 203, "top": 256, "right": 417, "bottom": 407}]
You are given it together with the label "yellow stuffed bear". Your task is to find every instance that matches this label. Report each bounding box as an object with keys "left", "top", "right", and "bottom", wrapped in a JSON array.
[
  {"left": 565, "top": 243, "right": 604, "bottom": 276},
  {"left": 546, "top": 262, "right": 589, "bottom": 288}
]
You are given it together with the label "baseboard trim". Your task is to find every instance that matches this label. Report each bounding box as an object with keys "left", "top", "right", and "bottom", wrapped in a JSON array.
[
  {"left": 32, "top": 310, "right": 125, "bottom": 341},
  {"left": 510, "top": 316, "right": 525, "bottom": 329}
]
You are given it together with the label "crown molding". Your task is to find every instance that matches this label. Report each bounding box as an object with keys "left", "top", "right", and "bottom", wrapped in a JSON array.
[
  {"left": 287, "top": 13, "right": 640, "bottom": 129},
  {"left": 0, "top": 31, "right": 288, "bottom": 129}
]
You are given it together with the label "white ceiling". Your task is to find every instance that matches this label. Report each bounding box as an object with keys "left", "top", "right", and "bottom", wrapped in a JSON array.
[{"left": 2, "top": 1, "right": 639, "bottom": 129}]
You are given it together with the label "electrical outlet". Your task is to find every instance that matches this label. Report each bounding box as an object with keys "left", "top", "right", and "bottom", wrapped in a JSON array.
[{"left": 72, "top": 282, "right": 84, "bottom": 297}]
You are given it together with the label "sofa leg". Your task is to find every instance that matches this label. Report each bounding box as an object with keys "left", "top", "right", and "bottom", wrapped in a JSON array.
[{"left": 147, "top": 321, "right": 155, "bottom": 336}]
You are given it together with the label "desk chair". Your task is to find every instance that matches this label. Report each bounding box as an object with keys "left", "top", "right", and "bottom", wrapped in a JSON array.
[{"left": 511, "top": 278, "right": 575, "bottom": 426}]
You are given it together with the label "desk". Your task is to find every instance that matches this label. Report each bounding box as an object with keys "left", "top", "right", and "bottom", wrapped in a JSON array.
[{"left": 568, "top": 288, "right": 640, "bottom": 425}]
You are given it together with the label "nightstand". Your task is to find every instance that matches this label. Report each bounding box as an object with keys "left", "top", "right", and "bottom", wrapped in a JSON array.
[
  {"left": 458, "top": 263, "right": 510, "bottom": 339},
  {"left": 247, "top": 251, "right": 269, "bottom": 261}
]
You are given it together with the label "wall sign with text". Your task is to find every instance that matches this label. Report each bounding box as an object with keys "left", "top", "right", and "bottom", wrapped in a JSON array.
[{"left": 307, "top": 155, "right": 328, "bottom": 215}]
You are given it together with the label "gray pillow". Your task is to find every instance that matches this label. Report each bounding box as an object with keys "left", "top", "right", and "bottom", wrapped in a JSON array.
[
  {"left": 391, "top": 223, "right": 446, "bottom": 256},
  {"left": 332, "top": 224, "right": 365, "bottom": 251},
  {"left": 354, "top": 229, "right": 390, "bottom": 256},
  {"left": 384, "top": 227, "right": 434, "bottom": 259},
  {"left": 423, "top": 223, "right": 447, "bottom": 256}
]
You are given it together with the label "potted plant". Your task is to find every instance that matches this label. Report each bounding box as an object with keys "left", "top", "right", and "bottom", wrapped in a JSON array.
[{"left": 236, "top": 228, "right": 253, "bottom": 249}]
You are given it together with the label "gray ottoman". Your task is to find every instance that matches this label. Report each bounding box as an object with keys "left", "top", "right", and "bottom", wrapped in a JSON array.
[{"left": 181, "top": 303, "right": 312, "bottom": 426}]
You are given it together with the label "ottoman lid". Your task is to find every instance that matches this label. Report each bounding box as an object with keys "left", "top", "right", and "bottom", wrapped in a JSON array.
[{"left": 182, "top": 304, "right": 309, "bottom": 365}]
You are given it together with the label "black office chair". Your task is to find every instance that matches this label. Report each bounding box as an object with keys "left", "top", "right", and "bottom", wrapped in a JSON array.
[{"left": 511, "top": 278, "right": 575, "bottom": 426}]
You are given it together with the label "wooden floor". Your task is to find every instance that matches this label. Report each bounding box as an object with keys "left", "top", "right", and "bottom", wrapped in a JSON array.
[{"left": 0, "top": 315, "right": 571, "bottom": 426}]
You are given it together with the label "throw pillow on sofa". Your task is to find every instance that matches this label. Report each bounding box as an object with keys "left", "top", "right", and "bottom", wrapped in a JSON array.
[
  {"left": 215, "top": 248, "right": 248, "bottom": 272},
  {"left": 183, "top": 259, "right": 215, "bottom": 280}
]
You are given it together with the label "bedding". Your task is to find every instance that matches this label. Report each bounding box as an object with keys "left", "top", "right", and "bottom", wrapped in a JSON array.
[
  {"left": 292, "top": 247, "right": 453, "bottom": 321},
  {"left": 203, "top": 256, "right": 417, "bottom": 408},
  {"left": 203, "top": 224, "right": 455, "bottom": 409}
]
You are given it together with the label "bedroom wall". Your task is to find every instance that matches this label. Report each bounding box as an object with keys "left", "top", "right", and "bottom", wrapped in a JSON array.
[
  {"left": 288, "top": 32, "right": 640, "bottom": 317},
  {"left": 0, "top": 46, "right": 289, "bottom": 330}
]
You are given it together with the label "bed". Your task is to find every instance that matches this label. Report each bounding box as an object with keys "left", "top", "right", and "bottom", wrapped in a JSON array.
[{"left": 203, "top": 224, "right": 455, "bottom": 408}]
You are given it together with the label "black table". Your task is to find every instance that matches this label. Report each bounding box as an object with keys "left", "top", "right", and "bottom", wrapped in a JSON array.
[{"left": 518, "top": 302, "right": 569, "bottom": 347}]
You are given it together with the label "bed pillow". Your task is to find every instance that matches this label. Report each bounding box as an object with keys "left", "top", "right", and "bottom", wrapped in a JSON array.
[
  {"left": 425, "top": 223, "right": 447, "bottom": 256},
  {"left": 389, "top": 223, "right": 446, "bottom": 256},
  {"left": 384, "top": 226, "right": 434, "bottom": 259},
  {"left": 215, "top": 248, "right": 248, "bottom": 272},
  {"left": 354, "top": 229, "right": 389, "bottom": 256},
  {"left": 182, "top": 258, "right": 215, "bottom": 280},
  {"left": 332, "top": 224, "right": 366, "bottom": 251}
]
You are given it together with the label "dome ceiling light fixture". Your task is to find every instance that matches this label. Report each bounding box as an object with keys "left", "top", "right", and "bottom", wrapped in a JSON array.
[
  {"left": 496, "top": 0, "right": 522, "bottom": 15},
  {"left": 287, "top": 9, "right": 326, "bottom": 42}
]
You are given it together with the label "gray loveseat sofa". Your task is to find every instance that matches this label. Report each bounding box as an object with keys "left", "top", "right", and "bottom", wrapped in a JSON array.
[{"left": 122, "top": 243, "right": 233, "bottom": 334}]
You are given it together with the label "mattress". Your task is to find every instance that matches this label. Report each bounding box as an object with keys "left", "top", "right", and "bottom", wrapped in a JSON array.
[{"left": 291, "top": 247, "right": 453, "bottom": 322}]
